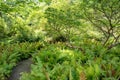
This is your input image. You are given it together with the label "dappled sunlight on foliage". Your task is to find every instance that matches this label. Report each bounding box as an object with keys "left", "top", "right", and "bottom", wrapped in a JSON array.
[{"left": 0, "top": 0, "right": 119, "bottom": 80}]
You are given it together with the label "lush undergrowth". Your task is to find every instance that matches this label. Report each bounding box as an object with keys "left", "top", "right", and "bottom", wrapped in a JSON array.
[
  {"left": 20, "top": 43, "right": 120, "bottom": 80},
  {"left": 1, "top": 41, "right": 119, "bottom": 80},
  {"left": 0, "top": 42, "right": 43, "bottom": 80},
  {"left": 0, "top": 0, "right": 120, "bottom": 80}
]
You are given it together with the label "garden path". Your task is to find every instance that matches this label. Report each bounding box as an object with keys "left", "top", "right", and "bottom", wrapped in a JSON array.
[{"left": 8, "top": 58, "right": 32, "bottom": 80}]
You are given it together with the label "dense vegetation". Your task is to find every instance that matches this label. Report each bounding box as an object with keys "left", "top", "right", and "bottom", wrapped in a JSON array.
[{"left": 0, "top": 0, "right": 120, "bottom": 80}]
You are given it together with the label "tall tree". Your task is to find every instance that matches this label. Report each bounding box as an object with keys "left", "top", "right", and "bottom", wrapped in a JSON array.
[{"left": 82, "top": 0, "right": 120, "bottom": 49}]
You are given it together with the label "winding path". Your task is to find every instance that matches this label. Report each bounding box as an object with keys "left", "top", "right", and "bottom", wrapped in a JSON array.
[{"left": 8, "top": 58, "right": 32, "bottom": 80}]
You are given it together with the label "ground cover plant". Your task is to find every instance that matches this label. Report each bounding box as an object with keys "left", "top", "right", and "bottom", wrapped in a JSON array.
[{"left": 0, "top": 0, "right": 120, "bottom": 80}]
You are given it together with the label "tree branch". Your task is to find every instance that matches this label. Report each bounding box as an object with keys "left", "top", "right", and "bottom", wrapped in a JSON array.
[{"left": 107, "top": 42, "right": 120, "bottom": 50}]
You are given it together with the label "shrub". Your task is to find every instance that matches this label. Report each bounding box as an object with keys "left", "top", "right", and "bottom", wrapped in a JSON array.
[{"left": 0, "top": 42, "right": 44, "bottom": 80}]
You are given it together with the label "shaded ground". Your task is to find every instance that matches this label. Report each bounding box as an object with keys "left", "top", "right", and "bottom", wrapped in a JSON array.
[{"left": 8, "top": 58, "right": 32, "bottom": 80}]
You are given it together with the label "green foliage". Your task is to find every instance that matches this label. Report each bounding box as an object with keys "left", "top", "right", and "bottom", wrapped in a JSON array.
[
  {"left": 82, "top": 0, "right": 120, "bottom": 48},
  {"left": 20, "top": 43, "right": 120, "bottom": 80},
  {"left": 14, "top": 26, "right": 40, "bottom": 42},
  {"left": 45, "top": 1, "right": 81, "bottom": 39},
  {"left": 20, "top": 44, "right": 80, "bottom": 80},
  {"left": 0, "top": 0, "right": 119, "bottom": 80},
  {"left": 0, "top": 50, "right": 18, "bottom": 80},
  {"left": 0, "top": 42, "right": 43, "bottom": 80},
  {"left": 0, "top": 18, "right": 7, "bottom": 39}
]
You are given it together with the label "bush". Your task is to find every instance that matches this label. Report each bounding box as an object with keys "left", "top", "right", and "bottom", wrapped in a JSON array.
[
  {"left": 0, "top": 42, "right": 44, "bottom": 80},
  {"left": 0, "top": 18, "right": 7, "bottom": 40},
  {"left": 20, "top": 43, "right": 120, "bottom": 80}
]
